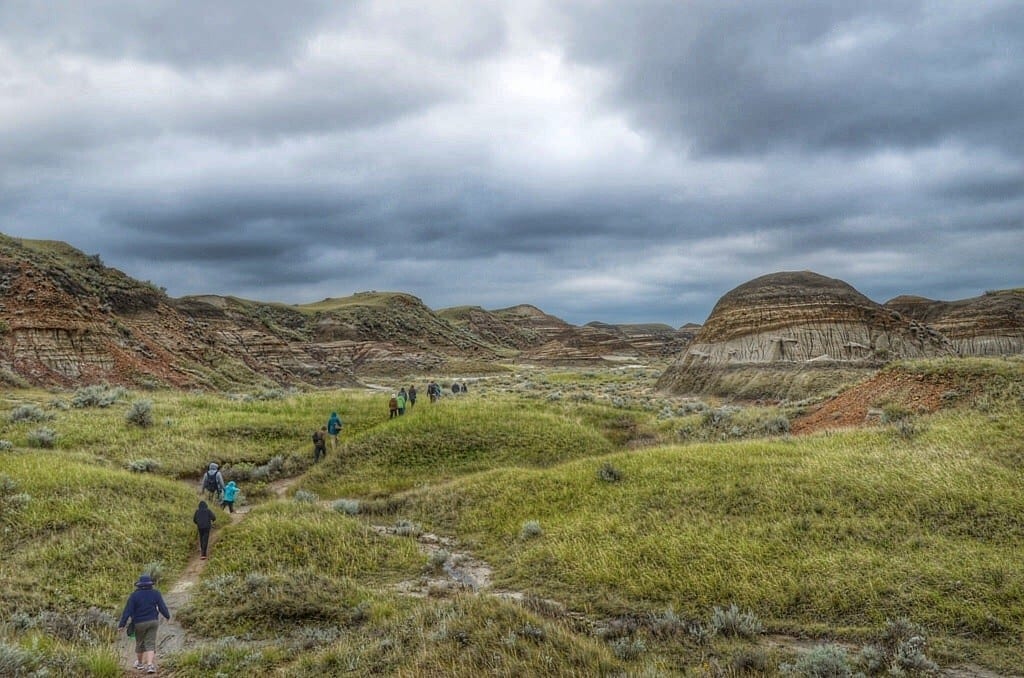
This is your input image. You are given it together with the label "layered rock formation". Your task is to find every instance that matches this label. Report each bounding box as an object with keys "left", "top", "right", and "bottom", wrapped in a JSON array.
[
  {"left": 885, "top": 290, "right": 1024, "bottom": 356},
  {"left": 0, "top": 235, "right": 689, "bottom": 388},
  {"left": 658, "top": 271, "right": 956, "bottom": 397}
]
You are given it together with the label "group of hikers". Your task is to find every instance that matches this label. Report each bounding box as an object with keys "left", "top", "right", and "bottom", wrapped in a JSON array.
[{"left": 118, "top": 461, "right": 239, "bottom": 672}]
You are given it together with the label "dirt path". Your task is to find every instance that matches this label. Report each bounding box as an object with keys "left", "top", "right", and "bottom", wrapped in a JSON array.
[{"left": 117, "top": 479, "right": 297, "bottom": 674}]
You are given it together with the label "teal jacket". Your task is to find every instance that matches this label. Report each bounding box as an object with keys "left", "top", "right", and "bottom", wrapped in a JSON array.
[{"left": 222, "top": 481, "right": 238, "bottom": 502}]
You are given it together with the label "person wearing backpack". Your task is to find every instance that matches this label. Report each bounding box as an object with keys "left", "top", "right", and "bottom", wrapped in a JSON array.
[
  {"left": 396, "top": 388, "right": 407, "bottom": 415},
  {"left": 388, "top": 394, "right": 399, "bottom": 419},
  {"left": 312, "top": 426, "right": 327, "bottom": 463},
  {"left": 201, "top": 463, "right": 225, "bottom": 501},
  {"left": 221, "top": 480, "right": 239, "bottom": 513},
  {"left": 193, "top": 500, "right": 217, "bottom": 559}
]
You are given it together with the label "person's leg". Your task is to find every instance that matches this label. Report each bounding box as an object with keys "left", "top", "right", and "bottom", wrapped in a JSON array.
[{"left": 199, "top": 528, "right": 210, "bottom": 557}]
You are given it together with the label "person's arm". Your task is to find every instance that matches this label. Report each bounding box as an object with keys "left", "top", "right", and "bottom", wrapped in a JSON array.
[
  {"left": 117, "top": 595, "right": 133, "bottom": 629},
  {"left": 157, "top": 593, "right": 171, "bottom": 621}
]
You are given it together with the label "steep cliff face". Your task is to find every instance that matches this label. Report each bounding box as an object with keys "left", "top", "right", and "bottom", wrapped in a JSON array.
[
  {"left": 657, "top": 271, "right": 955, "bottom": 396},
  {"left": 885, "top": 290, "right": 1024, "bottom": 356}
]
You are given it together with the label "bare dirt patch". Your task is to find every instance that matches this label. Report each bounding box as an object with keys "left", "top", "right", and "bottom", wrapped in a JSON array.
[{"left": 791, "top": 369, "right": 968, "bottom": 435}]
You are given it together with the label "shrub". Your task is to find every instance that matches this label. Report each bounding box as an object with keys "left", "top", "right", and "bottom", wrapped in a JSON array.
[
  {"left": 128, "top": 458, "right": 160, "bottom": 473},
  {"left": 609, "top": 636, "right": 646, "bottom": 661},
  {"left": 648, "top": 607, "right": 687, "bottom": 639},
  {"left": 142, "top": 561, "right": 167, "bottom": 585},
  {"left": 779, "top": 644, "right": 854, "bottom": 677},
  {"left": 8, "top": 404, "right": 52, "bottom": 423},
  {"left": 27, "top": 426, "right": 57, "bottom": 448},
  {"left": 394, "top": 519, "right": 422, "bottom": 537},
  {"left": 293, "top": 489, "right": 319, "bottom": 503},
  {"left": 0, "top": 641, "right": 35, "bottom": 675},
  {"left": 597, "top": 461, "right": 623, "bottom": 483},
  {"left": 0, "top": 439, "right": 13, "bottom": 451},
  {"left": 710, "top": 603, "right": 764, "bottom": 638},
  {"left": 125, "top": 399, "right": 154, "bottom": 427},
  {"left": 731, "top": 647, "right": 769, "bottom": 673},
  {"left": 71, "top": 384, "right": 128, "bottom": 408},
  {"left": 520, "top": 520, "right": 543, "bottom": 539},
  {"left": 428, "top": 549, "right": 450, "bottom": 571},
  {"left": 332, "top": 498, "right": 360, "bottom": 515},
  {"left": 762, "top": 415, "right": 791, "bottom": 435}
]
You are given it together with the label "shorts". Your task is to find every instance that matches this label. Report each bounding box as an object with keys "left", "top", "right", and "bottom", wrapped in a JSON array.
[{"left": 134, "top": 619, "right": 159, "bottom": 653}]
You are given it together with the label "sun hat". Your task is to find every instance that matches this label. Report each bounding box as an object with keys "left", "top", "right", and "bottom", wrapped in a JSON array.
[{"left": 136, "top": 574, "right": 154, "bottom": 588}]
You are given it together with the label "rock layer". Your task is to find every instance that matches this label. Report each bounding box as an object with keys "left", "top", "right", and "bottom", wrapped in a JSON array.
[
  {"left": 658, "top": 271, "right": 956, "bottom": 396},
  {"left": 885, "top": 290, "right": 1024, "bottom": 356}
]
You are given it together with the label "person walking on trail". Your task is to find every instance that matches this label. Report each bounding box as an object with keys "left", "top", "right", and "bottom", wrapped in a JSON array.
[
  {"left": 388, "top": 394, "right": 399, "bottom": 419},
  {"left": 327, "top": 412, "right": 343, "bottom": 451},
  {"left": 221, "top": 480, "right": 239, "bottom": 513},
  {"left": 118, "top": 572, "right": 171, "bottom": 674},
  {"left": 408, "top": 385, "right": 417, "bottom": 408},
  {"left": 193, "top": 500, "right": 217, "bottom": 560},
  {"left": 428, "top": 381, "right": 440, "bottom": 403},
  {"left": 201, "top": 463, "right": 225, "bottom": 502},
  {"left": 312, "top": 426, "right": 327, "bottom": 463},
  {"left": 397, "top": 388, "right": 407, "bottom": 416}
]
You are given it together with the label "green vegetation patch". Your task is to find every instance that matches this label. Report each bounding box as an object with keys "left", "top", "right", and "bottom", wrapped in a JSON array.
[
  {"left": 400, "top": 411, "right": 1024, "bottom": 643},
  {"left": 0, "top": 452, "right": 197, "bottom": 614},
  {"left": 303, "top": 397, "right": 615, "bottom": 496}
]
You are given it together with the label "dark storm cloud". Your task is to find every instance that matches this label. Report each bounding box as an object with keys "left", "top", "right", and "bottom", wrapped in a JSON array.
[
  {"left": 0, "top": 1, "right": 1021, "bottom": 326},
  {"left": 556, "top": 1, "right": 1024, "bottom": 156}
]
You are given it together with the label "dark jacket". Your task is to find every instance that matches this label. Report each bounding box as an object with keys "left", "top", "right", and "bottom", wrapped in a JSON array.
[
  {"left": 193, "top": 501, "right": 216, "bottom": 530},
  {"left": 118, "top": 587, "right": 170, "bottom": 627}
]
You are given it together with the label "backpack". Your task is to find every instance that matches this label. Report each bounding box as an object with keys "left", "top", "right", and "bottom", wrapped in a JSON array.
[
  {"left": 389, "top": 397, "right": 398, "bottom": 409},
  {"left": 203, "top": 470, "right": 220, "bottom": 492}
]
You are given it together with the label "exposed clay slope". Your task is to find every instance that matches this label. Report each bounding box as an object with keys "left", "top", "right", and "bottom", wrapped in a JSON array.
[
  {"left": 885, "top": 289, "right": 1024, "bottom": 356},
  {"left": 658, "top": 271, "right": 955, "bottom": 396}
]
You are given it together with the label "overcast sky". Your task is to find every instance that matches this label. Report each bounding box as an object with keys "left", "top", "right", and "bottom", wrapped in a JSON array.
[{"left": 2, "top": 1, "right": 1021, "bottom": 326}]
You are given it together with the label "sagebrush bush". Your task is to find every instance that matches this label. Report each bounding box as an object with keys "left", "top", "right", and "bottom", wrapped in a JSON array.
[
  {"left": 428, "top": 548, "right": 450, "bottom": 571},
  {"left": 71, "top": 384, "right": 127, "bottom": 408},
  {"left": 779, "top": 644, "right": 854, "bottom": 677},
  {"left": 8, "top": 404, "right": 52, "bottom": 423},
  {"left": 710, "top": 603, "right": 764, "bottom": 638},
  {"left": 293, "top": 489, "right": 319, "bottom": 503},
  {"left": 125, "top": 399, "right": 154, "bottom": 427},
  {"left": 394, "top": 519, "right": 422, "bottom": 537},
  {"left": 0, "top": 439, "right": 13, "bottom": 450},
  {"left": 129, "top": 458, "right": 160, "bottom": 473},
  {"left": 609, "top": 636, "right": 645, "bottom": 661},
  {"left": 26, "top": 426, "right": 57, "bottom": 448},
  {"left": 0, "top": 641, "right": 34, "bottom": 676},
  {"left": 332, "top": 498, "right": 360, "bottom": 515},
  {"left": 520, "top": 520, "right": 543, "bottom": 539},
  {"left": 597, "top": 461, "right": 623, "bottom": 482}
]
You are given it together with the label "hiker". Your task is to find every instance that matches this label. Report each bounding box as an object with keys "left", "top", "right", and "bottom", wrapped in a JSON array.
[
  {"left": 221, "top": 480, "right": 239, "bottom": 513},
  {"left": 408, "top": 385, "right": 417, "bottom": 408},
  {"left": 201, "top": 462, "right": 225, "bottom": 501},
  {"left": 388, "top": 394, "right": 399, "bottom": 418},
  {"left": 117, "top": 573, "right": 171, "bottom": 675},
  {"left": 451, "top": 382, "right": 460, "bottom": 395},
  {"left": 397, "top": 388, "right": 407, "bottom": 415},
  {"left": 460, "top": 382, "right": 468, "bottom": 393},
  {"left": 312, "top": 426, "right": 327, "bottom": 462},
  {"left": 327, "top": 412, "right": 343, "bottom": 451},
  {"left": 193, "top": 500, "right": 216, "bottom": 559},
  {"left": 429, "top": 381, "right": 441, "bottom": 402}
]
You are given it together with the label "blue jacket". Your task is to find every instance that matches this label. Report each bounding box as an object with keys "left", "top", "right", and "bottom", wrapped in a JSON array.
[
  {"left": 118, "top": 587, "right": 170, "bottom": 627},
  {"left": 327, "top": 413, "right": 343, "bottom": 435},
  {"left": 222, "top": 481, "right": 238, "bottom": 502}
]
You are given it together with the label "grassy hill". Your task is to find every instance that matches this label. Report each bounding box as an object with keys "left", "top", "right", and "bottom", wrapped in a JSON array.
[{"left": 0, "top": 358, "right": 1021, "bottom": 675}]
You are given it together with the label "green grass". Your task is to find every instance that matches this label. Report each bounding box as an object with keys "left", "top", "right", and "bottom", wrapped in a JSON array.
[
  {"left": 302, "top": 396, "right": 616, "bottom": 497},
  {"left": 395, "top": 407, "right": 1024, "bottom": 668},
  {"left": 0, "top": 451, "right": 199, "bottom": 614},
  {"left": 1, "top": 358, "right": 1022, "bottom": 674}
]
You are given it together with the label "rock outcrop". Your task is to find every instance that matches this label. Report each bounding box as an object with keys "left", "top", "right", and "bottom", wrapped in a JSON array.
[
  {"left": 885, "top": 290, "right": 1024, "bottom": 356},
  {"left": 658, "top": 271, "right": 956, "bottom": 397}
]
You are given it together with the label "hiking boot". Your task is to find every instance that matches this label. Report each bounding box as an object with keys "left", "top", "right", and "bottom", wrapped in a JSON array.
[
  {"left": 146, "top": 664, "right": 156, "bottom": 674},
  {"left": 133, "top": 661, "right": 145, "bottom": 670}
]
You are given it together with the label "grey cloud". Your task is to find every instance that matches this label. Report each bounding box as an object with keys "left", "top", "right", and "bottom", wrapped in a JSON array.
[{"left": 557, "top": 1, "right": 1024, "bottom": 156}]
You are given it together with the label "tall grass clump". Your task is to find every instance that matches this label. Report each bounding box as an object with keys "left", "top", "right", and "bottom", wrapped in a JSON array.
[{"left": 710, "top": 604, "right": 764, "bottom": 638}]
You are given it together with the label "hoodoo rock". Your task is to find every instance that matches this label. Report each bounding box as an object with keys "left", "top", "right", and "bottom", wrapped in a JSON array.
[
  {"left": 657, "top": 271, "right": 956, "bottom": 397},
  {"left": 885, "top": 290, "right": 1024, "bottom": 357}
]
